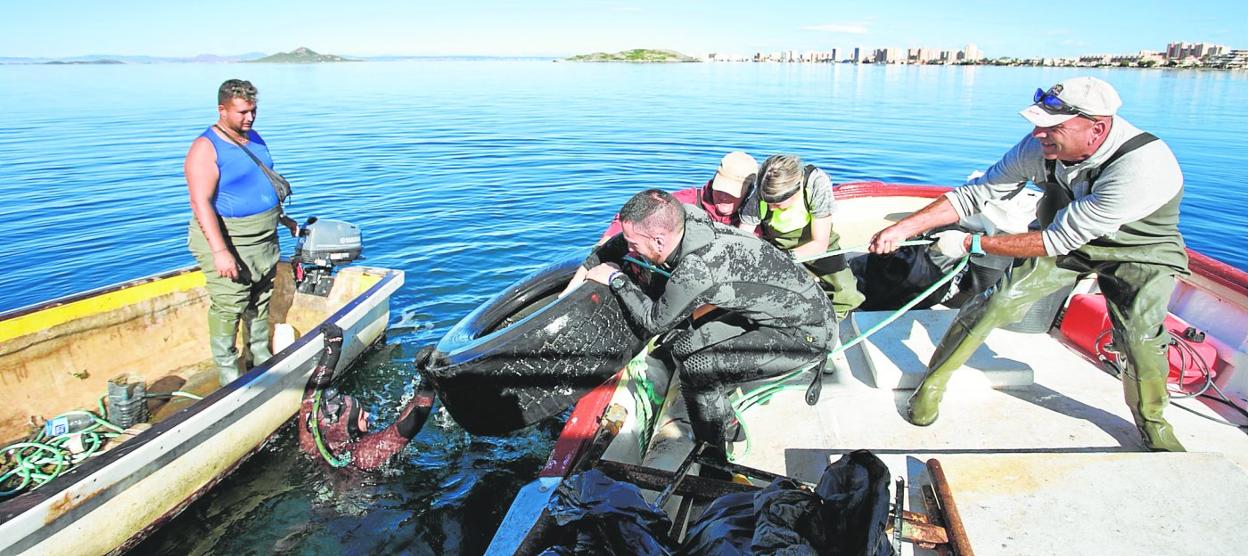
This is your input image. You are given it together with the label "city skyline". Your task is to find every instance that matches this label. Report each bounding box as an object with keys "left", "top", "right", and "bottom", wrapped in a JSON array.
[{"left": 1, "top": 0, "right": 1244, "bottom": 60}]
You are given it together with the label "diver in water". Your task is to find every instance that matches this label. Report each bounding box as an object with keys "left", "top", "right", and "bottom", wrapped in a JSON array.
[{"left": 298, "top": 324, "right": 436, "bottom": 470}]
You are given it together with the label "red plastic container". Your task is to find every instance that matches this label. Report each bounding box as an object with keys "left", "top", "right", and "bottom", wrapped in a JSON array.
[{"left": 1059, "top": 293, "right": 1218, "bottom": 386}]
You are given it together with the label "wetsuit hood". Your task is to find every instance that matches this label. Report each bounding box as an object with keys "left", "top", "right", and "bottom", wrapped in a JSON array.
[
  {"left": 666, "top": 206, "right": 717, "bottom": 268},
  {"left": 314, "top": 389, "right": 364, "bottom": 452}
]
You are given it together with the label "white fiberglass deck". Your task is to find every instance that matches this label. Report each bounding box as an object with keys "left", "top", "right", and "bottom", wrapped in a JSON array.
[{"left": 665, "top": 308, "right": 1248, "bottom": 554}]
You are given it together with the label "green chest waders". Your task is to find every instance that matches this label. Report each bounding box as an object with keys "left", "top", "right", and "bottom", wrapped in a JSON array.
[
  {"left": 907, "top": 133, "right": 1187, "bottom": 452},
  {"left": 759, "top": 193, "right": 864, "bottom": 320},
  {"left": 188, "top": 207, "right": 282, "bottom": 385}
]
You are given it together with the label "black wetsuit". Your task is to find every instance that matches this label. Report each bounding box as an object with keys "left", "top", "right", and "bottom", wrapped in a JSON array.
[{"left": 584, "top": 207, "right": 837, "bottom": 446}]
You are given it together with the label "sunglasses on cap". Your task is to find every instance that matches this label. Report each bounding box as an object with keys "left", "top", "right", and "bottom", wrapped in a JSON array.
[{"left": 1033, "top": 88, "right": 1089, "bottom": 117}]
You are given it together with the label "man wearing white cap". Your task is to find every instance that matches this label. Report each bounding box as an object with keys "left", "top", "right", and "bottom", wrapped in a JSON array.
[{"left": 868, "top": 76, "right": 1188, "bottom": 452}]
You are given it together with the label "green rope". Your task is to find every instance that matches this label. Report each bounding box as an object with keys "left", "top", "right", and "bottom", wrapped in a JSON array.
[
  {"left": 0, "top": 405, "right": 125, "bottom": 497},
  {"left": 792, "top": 239, "right": 933, "bottom": 264},
  {"left": 310, "top": 390, "right": 352, "bottom": 468},
  {"left": 0, "top": 390, "right": 208, "bottom": 496},
  {"left": 727, "top": 252, "right": 972, "bottom": 461},
  {"left": 622, "top": 256, "right": 671, "bottom": 277}
]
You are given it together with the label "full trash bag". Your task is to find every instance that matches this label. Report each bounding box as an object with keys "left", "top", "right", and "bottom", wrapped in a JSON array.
[
  {"left": 681, "top": 449, "right": 893, "bottom": 555},
  {"left": 538, "top": 468, "right": 674, "bottom": 556},
  {"left": 851, "top": 244, "right": 956, "bottom": 311}
]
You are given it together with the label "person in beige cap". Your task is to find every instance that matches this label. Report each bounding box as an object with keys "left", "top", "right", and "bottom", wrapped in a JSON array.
[
  {"left": 561, "top": 151, "right": 759, "bottom": 296},
  {"left": 869, "top": 76, "right": 1188, "bottom": 452},
  {"left": 739, "top": 154, "right": 864, "bottom": 321}
]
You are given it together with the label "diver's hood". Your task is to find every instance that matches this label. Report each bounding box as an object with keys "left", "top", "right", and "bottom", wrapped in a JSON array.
[{"left": 317, "top": 388, "right": 363, "bottom": 452}]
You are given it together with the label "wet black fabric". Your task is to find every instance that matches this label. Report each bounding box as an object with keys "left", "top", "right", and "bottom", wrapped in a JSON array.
[
  {"left": 540, "top": 469, "right": 675, "bottom": 556},
  {"left": 655, "top": 311, "right": 824, "bottom": 446},
  {"left": 681, "top": 450, "right": 893, "bottom": 556},
  {"left": 850, "top": 244, "right": 953, "bottom": 311}
]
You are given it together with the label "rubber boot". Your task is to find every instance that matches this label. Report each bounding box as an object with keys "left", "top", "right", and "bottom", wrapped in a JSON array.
[
  {"left": 906, "top": 308, "right": 996, "bottom": 426},
  {"left": 1123, "top": 370, "right": 1185, "bottom": 452},
  {"left": 246, "top": 310, "right": 274, "bottom": 367},
  {"left": 209, "top": 316, "right": 241, "bottom": 386},
  {"left": 1120, "top": 339, "right": 1186, "bottom": 452},
  {"left": 819, "top": 268, "right": 865, "bottom": 322}
]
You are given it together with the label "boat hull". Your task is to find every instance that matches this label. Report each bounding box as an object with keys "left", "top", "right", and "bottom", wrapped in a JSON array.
[{"left": 0, "top": 264, "right": 403, "bottom": 555}]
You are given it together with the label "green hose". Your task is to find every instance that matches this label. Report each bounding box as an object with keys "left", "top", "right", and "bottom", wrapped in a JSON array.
[
  {"left": 310, "top": 390, "right": 352, "bottom": 468},
  {"left": 727, "top": 252, "right": 971, "bottom": 461},
  {"left": 0, "top": 403, "right": 126, "bottom": 497}
]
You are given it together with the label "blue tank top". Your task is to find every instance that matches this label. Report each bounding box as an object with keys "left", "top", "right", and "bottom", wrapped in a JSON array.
[{"left": 200, "top": 127, "right": 280, "bottom": 217}]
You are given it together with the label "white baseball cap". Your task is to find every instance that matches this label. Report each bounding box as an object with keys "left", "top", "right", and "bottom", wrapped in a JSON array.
[{"left": 1020, "top": 76, "right": 1122, "bottom": 127}]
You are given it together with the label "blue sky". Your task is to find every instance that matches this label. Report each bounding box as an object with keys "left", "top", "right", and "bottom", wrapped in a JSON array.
[{"left": 2, "top": 0, "right": 1243, "bottom": 59}]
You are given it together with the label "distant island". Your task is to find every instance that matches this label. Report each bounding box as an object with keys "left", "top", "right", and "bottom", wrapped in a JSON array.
[
  {"left": 43, "top": 59, "right": 123, "bottom": 65},
  {"left": 565, "top": 49, "right": 699, "bottom": 63},
  {"left": 247, "top": 47, "right": 355, "bottom": 64}
]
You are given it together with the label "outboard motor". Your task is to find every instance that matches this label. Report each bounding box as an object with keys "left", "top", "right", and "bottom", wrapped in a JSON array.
[{"left": 292, "top": 217, "right": 363, "bottom": 296}]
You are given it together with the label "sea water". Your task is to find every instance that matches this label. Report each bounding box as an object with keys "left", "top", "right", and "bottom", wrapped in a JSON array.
[{"left": 1, "top": 61, "right": 1245, "bottom": 554}]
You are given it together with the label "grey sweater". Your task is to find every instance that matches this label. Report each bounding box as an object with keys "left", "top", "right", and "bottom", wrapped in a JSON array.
[{"left": 946, "top": 116, "right": 1183, "bottom": 256}]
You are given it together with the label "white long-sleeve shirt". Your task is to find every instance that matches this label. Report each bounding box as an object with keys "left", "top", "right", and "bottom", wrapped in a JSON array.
[{"left": 945, "top": 117, "right": 1183, "bottom": 256}]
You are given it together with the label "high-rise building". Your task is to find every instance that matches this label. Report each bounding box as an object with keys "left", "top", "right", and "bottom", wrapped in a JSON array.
[
  {"left": 963, "top": 43, "right": 982, "bottom": 62},
  {"left": 852, "top": 47, "right": 863, "bottom": 63}
]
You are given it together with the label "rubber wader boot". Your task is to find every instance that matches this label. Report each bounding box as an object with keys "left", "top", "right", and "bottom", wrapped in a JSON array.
[
  {"left": 905, "top": 316, "right": 992, "bottom": 426},
  {"left": 209, "top": 317, "right": 241, "bottom": 386},
  {"left": 246, "top": 310, "right": 274, "bottom": 367},
  {"left": 821, "top": 267, "right": 865, "bottom": 322},
  {"left": 1122, "top": 353, "right": 1186, "bottom": 452}
]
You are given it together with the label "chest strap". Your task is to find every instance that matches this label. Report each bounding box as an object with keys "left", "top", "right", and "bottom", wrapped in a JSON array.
[{"left": 1044, "top": 132, "right": 1159, "bottom": 189}]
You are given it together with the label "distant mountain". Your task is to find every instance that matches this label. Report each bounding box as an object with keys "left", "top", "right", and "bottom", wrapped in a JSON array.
[
  {"left": 0, "top": 52, "right": 269, "bottom": 64},
  {"left": 248, "top": 47, "right": 355, "bottom": 64},
  {"left": 566, "top": 49, "right": 700, "bottom": 63},
  {"left": 44, "top": 59, "right": 124, "bottom": 65}
]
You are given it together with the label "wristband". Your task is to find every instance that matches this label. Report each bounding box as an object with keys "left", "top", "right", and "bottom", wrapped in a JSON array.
[{"left": 969, "top": 234, "right": 985, "bottom": 257}]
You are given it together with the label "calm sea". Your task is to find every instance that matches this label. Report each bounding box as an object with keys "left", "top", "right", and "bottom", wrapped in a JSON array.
[{"left": 1, "top": 61, "right": 1245, "bottom": 554}]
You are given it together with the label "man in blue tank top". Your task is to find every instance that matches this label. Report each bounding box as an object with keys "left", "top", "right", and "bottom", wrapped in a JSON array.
[{"left": 185, "top": 79, "right": 297, "bottom": 385}]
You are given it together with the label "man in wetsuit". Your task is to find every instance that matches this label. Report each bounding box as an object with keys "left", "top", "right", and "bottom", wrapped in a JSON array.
[
  {"left": 298, "top": 325, "right": 436, "bottom": 470},
  {"left": 584, "top": 189, "right": 837, "bottom": 454},
  {"left": 185, "top": 79, "right": 297, "bottom": 385},
  {"left": 869, "top": 76, "right": 1188, "bottom": 452},
  {"left": 739, "top": 154, "right": 864, "bottom": 321},
  {"left": 561, "top": 151, "right": 759, "bottom": 297}
]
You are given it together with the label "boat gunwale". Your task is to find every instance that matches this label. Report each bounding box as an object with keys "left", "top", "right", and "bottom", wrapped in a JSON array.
[
  {"left": 0, "top": 265, "right": 402, "bottom": 525},
  {"left": 0, "top": 266, "right": 202, "bottom": 322}
]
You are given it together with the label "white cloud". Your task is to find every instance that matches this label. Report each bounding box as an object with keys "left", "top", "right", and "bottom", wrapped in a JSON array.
[{"left": 802, "top": 23, "right": 869, "bottom": 35}]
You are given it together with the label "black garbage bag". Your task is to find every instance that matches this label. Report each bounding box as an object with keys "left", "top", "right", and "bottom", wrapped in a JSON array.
[
  {"left": 813, "top": 450, "right": 893, "bottom": 555},
  {"left": 539, "top": 468, "right": 675, "bottom": 556},
  {"left": 678, "top": 490, "right": 757, "bottom": 555},
  {"left": 680, "top": 449, "right": 893, "bottom": 556},
  {"left": 851, "top": 244, "right": 955, "bottom": 311}
]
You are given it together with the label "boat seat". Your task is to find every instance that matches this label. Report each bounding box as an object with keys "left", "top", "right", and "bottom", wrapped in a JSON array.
[{"left": 850, "top": 309, "right": 1037, "bottom": 390}]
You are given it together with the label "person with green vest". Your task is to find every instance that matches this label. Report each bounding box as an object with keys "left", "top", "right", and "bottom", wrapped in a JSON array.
[
  {"left": 869, "top": 76, "right": 1188, "bottom": 452},
  {"left": 185, "top": 79, "right": 297, "bottom": 385},
  {"left": 739, "top": 154, "right": 864, "bottom": 321}
]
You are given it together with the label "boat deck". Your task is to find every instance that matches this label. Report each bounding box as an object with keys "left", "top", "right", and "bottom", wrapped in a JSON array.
[{"left": 640, "top": 307, "right": 1248, "bottom": 554}]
